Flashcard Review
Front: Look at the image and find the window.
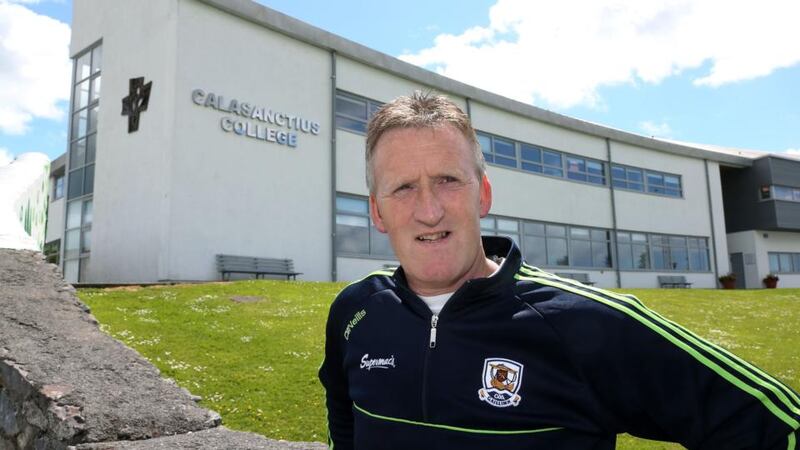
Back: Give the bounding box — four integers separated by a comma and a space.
611, 166, 644, 191
335, 194, 394, 258
616, 232, 650, 269
612, 164, 681, 197
481, 216, 521, 245
566, 157, 605, 185
64, 43, 101, 283
335, 91, 382, 134
488, 216, 609, 268
53, 175, 64, 200
569, 227, 612, 268
769, 252, 800, 273
476, 131, 605, 185
478, 134, 517, 168
763, 185, 800, 203
43, 239, 61, 265
650, 235, 708, 271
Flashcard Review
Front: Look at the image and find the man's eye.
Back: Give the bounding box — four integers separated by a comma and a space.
441, 176, 458, 184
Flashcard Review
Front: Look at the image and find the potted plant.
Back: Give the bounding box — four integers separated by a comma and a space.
763, 273, 779, 289
718, 273, 737, 289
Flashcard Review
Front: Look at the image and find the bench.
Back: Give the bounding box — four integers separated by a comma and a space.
658, 275, 692, 288
555, 272, 596, 286
216, 254, 302, 281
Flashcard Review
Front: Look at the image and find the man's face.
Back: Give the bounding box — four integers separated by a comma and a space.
369, 125, 492, 295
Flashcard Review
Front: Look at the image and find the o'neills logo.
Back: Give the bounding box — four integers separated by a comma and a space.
360, 354, 396, 371
191, 89, 321, 148
344, 309, 366, 340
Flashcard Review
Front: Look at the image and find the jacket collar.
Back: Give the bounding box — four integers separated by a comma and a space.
392, 236, 522, 316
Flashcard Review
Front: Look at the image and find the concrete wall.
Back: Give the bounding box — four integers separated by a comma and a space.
337, 256, 398, 282
165, 0, 333, 281
72, 0, 179, 282
44, 197, 64, 245
727, 230, 800, 288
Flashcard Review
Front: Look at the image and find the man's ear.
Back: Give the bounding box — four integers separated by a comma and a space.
479, 174, 492, 218
369, 195, 387, 233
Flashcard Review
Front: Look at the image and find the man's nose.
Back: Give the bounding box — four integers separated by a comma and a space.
413, 186, 444, 226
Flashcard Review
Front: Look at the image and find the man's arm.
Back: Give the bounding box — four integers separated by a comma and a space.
543, 290, 800, 449
318, 299, 354, 450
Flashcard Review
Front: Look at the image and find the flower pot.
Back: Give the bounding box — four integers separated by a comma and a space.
763, 278, 778, 289
720, 279, 736, 289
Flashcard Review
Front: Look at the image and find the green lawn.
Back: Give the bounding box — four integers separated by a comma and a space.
79, 283, 800, 449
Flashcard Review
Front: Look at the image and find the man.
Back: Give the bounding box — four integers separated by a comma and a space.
318, 92, 800, 449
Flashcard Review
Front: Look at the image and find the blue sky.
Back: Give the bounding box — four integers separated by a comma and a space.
1, 0, 798, 164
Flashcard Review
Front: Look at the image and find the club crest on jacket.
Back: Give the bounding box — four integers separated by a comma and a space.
478, 358, 523, 407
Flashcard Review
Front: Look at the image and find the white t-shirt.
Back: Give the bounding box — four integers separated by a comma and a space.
419, 258, 505, 315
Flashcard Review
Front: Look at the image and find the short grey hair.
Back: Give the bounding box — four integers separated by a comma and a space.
365, 91, 485, 193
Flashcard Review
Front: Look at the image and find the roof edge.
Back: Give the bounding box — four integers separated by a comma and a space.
195, 0, 752, 167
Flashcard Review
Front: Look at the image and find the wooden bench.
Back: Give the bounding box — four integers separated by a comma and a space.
216, 254, 302, 281
658, 275, 692, 288
555, 272, 596, 286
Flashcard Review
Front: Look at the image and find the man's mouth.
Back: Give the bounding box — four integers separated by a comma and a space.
416, 231, 450, 242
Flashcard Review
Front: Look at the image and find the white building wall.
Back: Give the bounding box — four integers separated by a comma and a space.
69, 0, 743, 286
706, 160, 730, 276
470, 101, 607, 161
45, 197, 64, 244
611, 141, 713, 237
72, 0, 179, 282
336, 57, 467, 111
165, 0, 333, 281
337, 256, 398, 282
727, 230, 800, 288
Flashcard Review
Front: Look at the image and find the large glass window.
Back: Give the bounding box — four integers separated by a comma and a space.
569, 227, 611, 268
763, 185, 800, 203
335, 194, 394, 258
489, 213, 708, 272
43, 239, 61, 265
612, 164, 681, 197
53, 175, 64, 200
476, 131, 604, 185
481, 216, 521, 246
769, 252, 800, 273
650, 234, 708, 271
64, 43, 101, 283
489, 216, 610, 268
335, 91, 382, 134
616, 232, 650, 269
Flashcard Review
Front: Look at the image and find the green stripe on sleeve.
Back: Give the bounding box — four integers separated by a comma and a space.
515, 272, 800, 429
789, 430, 796, 450
518, 267, 800, 412
353, 403, 563, 435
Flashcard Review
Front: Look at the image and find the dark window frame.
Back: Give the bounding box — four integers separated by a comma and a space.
334, 90, 383, 135
334, 193, 395, 259
476, 130, 606, 186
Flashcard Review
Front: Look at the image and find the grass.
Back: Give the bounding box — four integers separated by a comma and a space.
79, 283, 800, 449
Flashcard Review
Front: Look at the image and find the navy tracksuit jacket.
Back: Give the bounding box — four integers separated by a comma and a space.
319, 236, 800, 449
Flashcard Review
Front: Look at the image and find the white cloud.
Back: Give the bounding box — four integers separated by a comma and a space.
784, 148, 800, 156
399, 0, 800, 108
0, 147, 14, 166
639, 120, 673, 137
0, 2, 71, 134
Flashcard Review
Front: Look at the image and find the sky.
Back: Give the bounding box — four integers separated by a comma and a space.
1, 0, 799, 166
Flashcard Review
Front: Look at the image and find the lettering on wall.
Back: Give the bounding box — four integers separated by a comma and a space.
191, 89, 320, 148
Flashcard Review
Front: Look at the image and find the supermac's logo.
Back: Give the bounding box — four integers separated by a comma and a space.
478, 358, 524, 408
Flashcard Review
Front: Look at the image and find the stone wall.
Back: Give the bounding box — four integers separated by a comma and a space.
0, 249, 325, 450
